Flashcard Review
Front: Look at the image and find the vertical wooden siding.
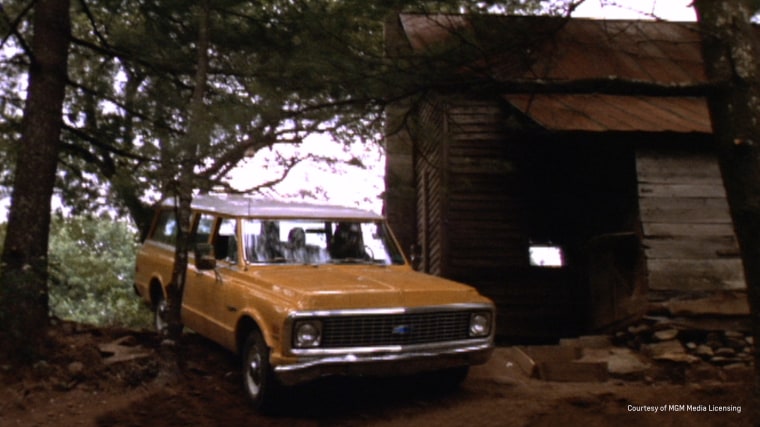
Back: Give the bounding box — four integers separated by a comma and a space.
636, 147, 745, 294
384, 103, 418, 259
432, 99, 583, 339
415, 100, 446, 275
444, 101, 530, 275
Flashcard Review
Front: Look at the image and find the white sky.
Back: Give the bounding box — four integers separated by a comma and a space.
572, 0, 696, 21
227, 135, 386, 213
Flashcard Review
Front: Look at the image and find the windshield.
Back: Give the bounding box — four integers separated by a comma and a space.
240, 219, 406, 265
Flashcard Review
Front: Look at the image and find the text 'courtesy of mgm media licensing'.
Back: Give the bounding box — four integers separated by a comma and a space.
627, 404, 742, 414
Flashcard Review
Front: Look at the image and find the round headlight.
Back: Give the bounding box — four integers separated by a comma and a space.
294, 320, 322, 348
469, 313, 491, 337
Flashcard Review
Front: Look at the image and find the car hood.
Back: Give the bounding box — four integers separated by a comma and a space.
247, 265, 488, 310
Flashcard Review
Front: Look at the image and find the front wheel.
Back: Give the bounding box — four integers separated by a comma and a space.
241, 330, 281, 413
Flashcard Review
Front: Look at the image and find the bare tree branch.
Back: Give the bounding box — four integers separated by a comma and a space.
0, 1, 34, 56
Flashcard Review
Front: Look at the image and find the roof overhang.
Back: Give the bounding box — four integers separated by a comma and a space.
504, 93, 712, 133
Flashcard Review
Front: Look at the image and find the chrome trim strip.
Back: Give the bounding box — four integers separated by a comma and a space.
289, 337, 491, 356
288, 303, 493, 319
273, 341, 493, 386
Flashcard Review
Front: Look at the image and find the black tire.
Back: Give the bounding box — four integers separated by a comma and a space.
153, 293, 169, 337
241, 330, 281, 413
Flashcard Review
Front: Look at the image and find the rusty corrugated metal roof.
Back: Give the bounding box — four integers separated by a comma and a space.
504, 94, 712, 133
522, 19, 705, 84
400, 14, 705, 84
398, 14, 711, 133
401, 14, 471, 51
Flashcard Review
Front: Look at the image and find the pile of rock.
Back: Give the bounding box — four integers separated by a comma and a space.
614, 318, 754, 367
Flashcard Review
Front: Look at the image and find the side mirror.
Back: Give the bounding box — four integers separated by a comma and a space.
195, 243, 216, 270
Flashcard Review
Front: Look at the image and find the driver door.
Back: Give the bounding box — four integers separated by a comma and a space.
182, 214, 216, 334
182, 216, 239, 341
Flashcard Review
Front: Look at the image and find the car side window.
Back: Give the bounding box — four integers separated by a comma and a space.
213, 217, 239, 264
152, 210, 177, 246
195, 214, 214, 245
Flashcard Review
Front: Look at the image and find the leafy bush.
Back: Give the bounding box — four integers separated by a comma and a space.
46, 215, 151, 328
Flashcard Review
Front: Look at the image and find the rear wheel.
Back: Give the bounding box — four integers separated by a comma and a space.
241, 330, 281, 413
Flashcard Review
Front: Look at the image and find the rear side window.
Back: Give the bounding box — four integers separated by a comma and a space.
151, 210, 177, 246
195, 214, 214, 244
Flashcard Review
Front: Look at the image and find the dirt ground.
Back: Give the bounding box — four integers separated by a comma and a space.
0, 322, 754, 427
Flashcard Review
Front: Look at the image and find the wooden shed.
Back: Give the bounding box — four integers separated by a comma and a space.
384, 15, 747, 340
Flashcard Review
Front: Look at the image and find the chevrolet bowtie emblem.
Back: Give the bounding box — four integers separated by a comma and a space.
392, 324, 412, 335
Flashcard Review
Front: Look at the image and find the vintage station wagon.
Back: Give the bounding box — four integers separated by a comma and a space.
133, 193, 494, 411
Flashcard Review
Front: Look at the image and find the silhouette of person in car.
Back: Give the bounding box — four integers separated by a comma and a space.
329, 222, 366, 259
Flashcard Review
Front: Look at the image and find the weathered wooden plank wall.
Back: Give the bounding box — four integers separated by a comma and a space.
435, 99, 583, 339
384, 102, 417, 260
445, 101, 529, 274
636, 148, 745, 294
415, 100, 446, 275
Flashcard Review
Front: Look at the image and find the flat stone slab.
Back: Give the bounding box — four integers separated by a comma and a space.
644, 340, 700, 363
579, 348, 650, 376
469, 347, 533, 383
559, 335, 613, 349
665, 294, 749, 316
653, 329, 679, 341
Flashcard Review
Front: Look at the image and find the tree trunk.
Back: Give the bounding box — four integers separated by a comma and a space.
157, 0, 211, 380
0, 0, 71, 361
166, 0, 210, 342
694, 0, 760, 423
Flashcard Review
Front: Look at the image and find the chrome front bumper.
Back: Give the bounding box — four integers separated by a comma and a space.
272, 341, 493, 386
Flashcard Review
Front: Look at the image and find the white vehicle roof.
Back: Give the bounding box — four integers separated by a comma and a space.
160, 193, 384, 221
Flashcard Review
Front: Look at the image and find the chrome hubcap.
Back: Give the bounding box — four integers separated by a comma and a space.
247, 353, 262, 395
155, 300, 168, 333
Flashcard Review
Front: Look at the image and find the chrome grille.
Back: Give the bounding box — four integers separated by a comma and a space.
318, 311, 472, 348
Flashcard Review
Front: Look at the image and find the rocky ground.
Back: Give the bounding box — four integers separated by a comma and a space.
0, 320, 754, 427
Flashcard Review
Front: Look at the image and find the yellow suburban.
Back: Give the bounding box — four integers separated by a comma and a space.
134, 193, 494, 411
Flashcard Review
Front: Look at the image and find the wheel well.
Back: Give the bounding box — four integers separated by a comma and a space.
149, 279, 164, 307
236, 316, 261, 354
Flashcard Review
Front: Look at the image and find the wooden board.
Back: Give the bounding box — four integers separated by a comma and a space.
647, 259, 745, 291
638, 197, 732, 224
638, 183, 727, 198
636, 148, 744, 293
636, 152, 721, 184
643, 237, 739, 259
641, 222, 735, 238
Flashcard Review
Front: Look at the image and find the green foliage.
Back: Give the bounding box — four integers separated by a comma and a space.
45, 215, 151, 329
